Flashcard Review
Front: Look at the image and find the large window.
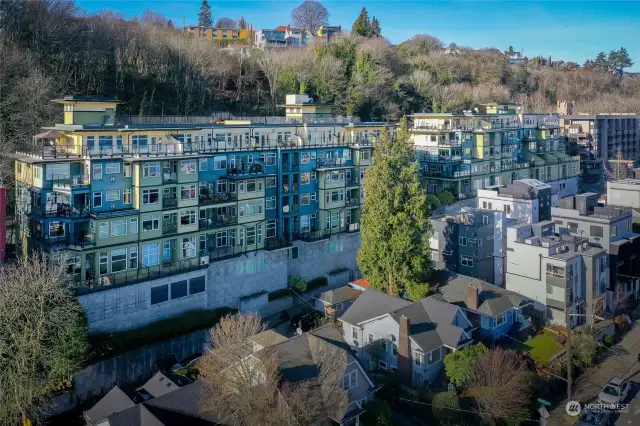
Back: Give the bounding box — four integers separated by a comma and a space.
300, 172, 310, 185
213, 156, 227, 170
129, 218, 138, 234
142, 189, 159, 205
427, 348, 441, 365
142, 215, 160, 231
301, 215, 310, 231
266, 196, 276, 209
123, 189, 131, 204
216, 230, 228, 247
105, 163, 120, 175
93, 192, 102, 208
180, 209, 197, 226
181, 236, 196, 259
49, 222, 64, 237
181, 184, 197, 200
461, 255, 473, 267
266, 219, 277, 238
590, 225, 604, 238
93, 164, 103, 180
111, 249, 127, 272
142, 243, 159, 266
325, 190, 344, 204
266, 176, 276, 188
129, 247, 138, 269
246, 226, 256, 246
546, 264, 565, 278
260, 153, 276, 165
106, 190, 120, 202
414, 351, 423, 367
143, 162, 160, 178
239, 201, 263, 217
99, 222, 109, 238
199, 158, 208, 171
111, 219, 127, 236
301, 193, 310, 205
245, 179, 262, 192
180, 160, 196, 175
567, 222, 579, 233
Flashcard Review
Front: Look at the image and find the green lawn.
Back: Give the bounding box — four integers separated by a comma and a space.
506, 330, 563, 366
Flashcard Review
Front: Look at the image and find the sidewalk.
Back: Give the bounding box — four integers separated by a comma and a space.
547, 324, 640, 425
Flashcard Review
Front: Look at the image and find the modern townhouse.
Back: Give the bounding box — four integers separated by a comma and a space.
411, 102, 580, 200
11, 95, 390, 332
552, 193, 640, 306
433, 274, 533, 343
477, 178, 552, 224
340, 290, 475, 387
505, 221, 609, 327
429, 207, 506, 286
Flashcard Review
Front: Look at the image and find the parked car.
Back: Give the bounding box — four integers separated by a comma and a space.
576, 409, 612, 426
598, 377, 630, 405
171, 352, 202, 372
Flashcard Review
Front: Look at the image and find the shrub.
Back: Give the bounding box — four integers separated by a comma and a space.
268, 288, 291, 301
426, 193, 442, 209
307, 276, 328, 291
602, 335, 614, 348
437, 190, 456, 205
432, 392, 462, 425
360, 400, 392, 426
288, 275, 307, 293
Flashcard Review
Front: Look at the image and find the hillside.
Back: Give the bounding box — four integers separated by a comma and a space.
1, 0, 640, 155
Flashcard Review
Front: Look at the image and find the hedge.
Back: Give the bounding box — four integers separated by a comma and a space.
268, 288, 292, 301
307, 276, 328, 291
88, 307, 235, 362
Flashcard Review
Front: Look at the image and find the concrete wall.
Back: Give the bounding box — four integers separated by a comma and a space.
608, 182, 640, 209
80, 233, 361, 332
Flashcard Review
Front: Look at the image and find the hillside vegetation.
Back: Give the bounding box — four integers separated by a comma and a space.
1, 0, 640, 153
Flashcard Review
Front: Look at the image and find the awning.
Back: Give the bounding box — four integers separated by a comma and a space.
34, 130, 65, 139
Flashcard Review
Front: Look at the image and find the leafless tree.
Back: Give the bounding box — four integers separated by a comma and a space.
467, 348, 532, 422
216, 17, 237, 29
0, 253, 87, 425
257, 49, 296, 114
291, 0, 329, 34
198, 313, 348, 426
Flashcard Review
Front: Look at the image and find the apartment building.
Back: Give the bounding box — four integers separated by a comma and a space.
505, 221, 609, 326
184, 26, 251, 42
607, 180, 640, 211
429, 208, 506, 286
551, 194, 640, 306
11, 95, 389, 332
558, 101, 640, 163
477, 178, 552, 224
254, 26, 312, 49
411, 104, 581, 200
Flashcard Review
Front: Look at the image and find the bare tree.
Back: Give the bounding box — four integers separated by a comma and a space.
291, 0, 329, 34
257, 49, 296, 114
198, 313, 348, 426
0, 253, 87, 425
216, 17, 237, 29
467, 348, 532, 422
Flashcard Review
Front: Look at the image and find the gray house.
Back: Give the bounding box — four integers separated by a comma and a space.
314, 285, 364, 317
339, 290, 474, 387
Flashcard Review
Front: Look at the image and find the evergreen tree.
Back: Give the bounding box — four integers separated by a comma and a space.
594, 51, 609, 72
198, 0, 213, 27
505, 45, 515, 55
358, 118, 433, 297
352, 7, 371, 37
238, 16, 247, 29
370, 16, 381, 38
608, 47, 633, 75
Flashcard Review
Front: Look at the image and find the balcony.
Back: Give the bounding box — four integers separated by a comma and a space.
292, 203, 299, 213
199, 191, 237, 205
163, 197, 178, 209
316, 158, 347, 168
345, 197, 360, 206
199, 215, 237, 230
163, 172, 178, 184
227, 162, 266, 176
162, 224, 177, 235
264, 236, 292, 251
282, 163, 300, 172
282, 183, 299, 193
345, 177, 360, 186
294, 230, 331, 242
52, 175, 90, 192
31, 203, 91, 218
347, 222, 360, 233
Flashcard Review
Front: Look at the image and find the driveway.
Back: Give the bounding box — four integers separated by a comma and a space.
547, 324, 640, 425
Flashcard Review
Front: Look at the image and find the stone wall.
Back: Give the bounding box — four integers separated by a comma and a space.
79, 233, 361, 332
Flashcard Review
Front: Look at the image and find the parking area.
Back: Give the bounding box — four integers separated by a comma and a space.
613, 381, 640, 425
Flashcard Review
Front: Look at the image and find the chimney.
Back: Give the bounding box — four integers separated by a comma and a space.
467, 281, 479, 311
397, 315, 412, 385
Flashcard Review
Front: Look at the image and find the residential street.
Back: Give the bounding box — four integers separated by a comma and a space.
547, 325, 640, 425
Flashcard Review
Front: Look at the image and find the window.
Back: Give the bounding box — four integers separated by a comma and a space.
300, 215, 310, 232
122, 189, 131, 204
181, 236, 196, 259
380, 338, 387, 352
245, 179, 262, 192
105, 163, 120, 175
214, 156, 227, 170
504, 204, 511, 214
378, 361, 388, 370
142, 162, 160, 178
368, 333, 374, 344
99, 252, 108, 275
93, 164, 103, 180
142, 215, 160, 231
325, 189, 344, 204
111, 219, 127, 236
260, 153, 276, 166
311, 171, 316, 180
257, 226, 263, 245
414, 351, 423, 367
301, 193, 310, 205
482, 215, 489, 225
266, 219, 276, 238
171, 280, 188, 299
496, 313, 506, 326
142, 189, 159, 205
129, 217, 138, 234
301, 172, 310, 185
93, 192, 102, 208
301, 153, 310, 164
266, 177, 276, 188
180, 160, 196, 175
427, 348, 441, 364
99, 222, 109, 238
123, 163, 131, 178
342, 371, 357, 390
106, 190, 120, 202
129, 247, 138, 269
150, 284, 168, 305
311, 192, 317, 201
459, 236, 467, 246
568, 222, 578, 233
392, 343, 398, 357
266, 197, 276, 209
181, 184, 197, 200
216, 230, 228, 247
180, 209, 197, 226
352, 326, 358, 339
111, 249, 127, 273
48, 221, 64, 237
199, 158, 208, 171
461, 255, 473, 267
246, 226, 256, 246
610, 225, 617, 238
239, 201, 262, 217
590, 225, 603, 238
546, 264, 565, 278
190, 276, 206, 294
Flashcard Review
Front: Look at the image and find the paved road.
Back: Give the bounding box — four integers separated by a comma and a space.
547, 325, 640, 425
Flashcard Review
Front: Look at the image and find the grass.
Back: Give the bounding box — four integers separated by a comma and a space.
506, 330, 563, 366
87, 307, 235, 363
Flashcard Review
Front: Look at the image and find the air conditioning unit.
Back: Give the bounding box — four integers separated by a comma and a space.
562, 245, 568, 252
200, 256, 210, 266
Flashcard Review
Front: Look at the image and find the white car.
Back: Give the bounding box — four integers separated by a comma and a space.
597, 377, 630, 406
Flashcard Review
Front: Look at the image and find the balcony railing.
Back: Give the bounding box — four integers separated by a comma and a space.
162, 224, 177, 235
294, 230, 331, 242
30, 204, 91, 218
227, 162, 265, 176
163, 172, 178, 184
282, 163, 300, 172
264, 236, 292, 250
345, 177, 360, 186
52, 174, 90, 190
316, 158, 347, 168
199, 215, 237, 230
345, 197, 360, 206
282, 183, 299, 193
163, 197, 178, 209
199, 191, 237, 204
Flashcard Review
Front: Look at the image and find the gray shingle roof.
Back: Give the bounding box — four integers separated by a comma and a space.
434, 275, 529, 317
140, 372, 191, 398
84, 385, 136, 424
317, 286, 363, 305
339, 289, 412, 325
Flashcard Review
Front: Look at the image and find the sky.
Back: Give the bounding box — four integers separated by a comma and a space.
76, 0, 640, 71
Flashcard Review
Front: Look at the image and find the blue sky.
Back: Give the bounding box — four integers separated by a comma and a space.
77, 0, 640, 71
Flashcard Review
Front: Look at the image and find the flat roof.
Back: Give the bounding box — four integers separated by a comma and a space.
54, 96, 122, 103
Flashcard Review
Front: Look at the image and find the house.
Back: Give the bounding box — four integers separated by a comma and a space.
248, 328, 288, 352
340, 290, 475, 387
314, 285, 363, 317
477, 178, 553, 224
432, 275, 533, 342
84, 371, 194, 425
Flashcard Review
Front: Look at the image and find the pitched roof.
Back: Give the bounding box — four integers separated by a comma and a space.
274, 25, 288, 31
434, 275, 529, 317
349, 278, 370, 289
139, 371, 191, 398
84, 385, 137, 424
339, 289, 412, 325
248, 329, 288, 350
316, 286, 363, 305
